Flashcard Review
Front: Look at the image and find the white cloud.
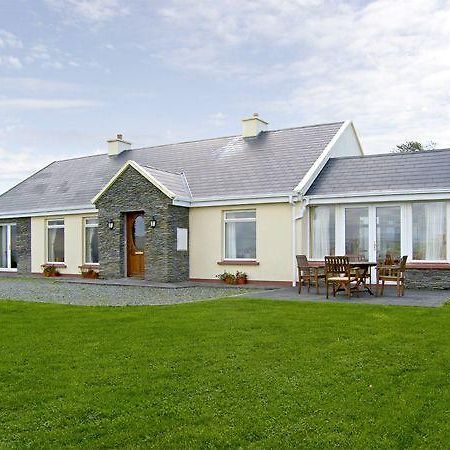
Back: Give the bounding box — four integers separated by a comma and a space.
0, 55, 23, 69
152, 0, 450, 152
0, 30, 23, 49
45, 0, 129, 23
0, 98, 103, 110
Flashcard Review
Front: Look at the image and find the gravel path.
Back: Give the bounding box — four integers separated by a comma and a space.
0, 278, 250, 306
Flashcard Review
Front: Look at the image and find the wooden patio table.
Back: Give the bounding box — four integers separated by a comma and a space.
314, 261, 377, 296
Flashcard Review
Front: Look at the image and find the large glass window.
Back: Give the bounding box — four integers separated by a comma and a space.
412, 202, 446, 260
345, 207, 369, 261
84, 218, 99, 264
0, 225, 7, 269
47, 219, 65, 263
0, 224, 17, 270
224, 210, 256, 259
10, 225, 17, 269
310, 206, 335, 259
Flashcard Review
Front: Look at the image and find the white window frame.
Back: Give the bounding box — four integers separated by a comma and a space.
46, 219, 65, 264
0, 223, 17, 272
83, 217, 99, 265
307, 200, 450, 264
410, 201, 448, 263
223, 210, 257, 261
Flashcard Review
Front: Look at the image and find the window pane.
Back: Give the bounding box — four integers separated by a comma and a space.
226, 211, 256, 220
412, 202, 446, 260
85, 226, 99, 264
345, 207, 369, 261
48, 220, 64, 227
376, 206, 401, 261
48, 227, 65, 262
10, 225, 17, 269
85, 218, 98, 226
225, 221, 256, 259
310, 206, 335, 259
0, 226, 7, 268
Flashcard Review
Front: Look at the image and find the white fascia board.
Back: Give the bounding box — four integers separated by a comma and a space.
293, 120, 353, 195
306, 189, 450, 205
0, 207, 98, 220
174, 192, 298, 208
91, 160, 177, 204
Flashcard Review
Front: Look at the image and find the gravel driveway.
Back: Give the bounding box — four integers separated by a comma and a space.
0, 277, 250, 306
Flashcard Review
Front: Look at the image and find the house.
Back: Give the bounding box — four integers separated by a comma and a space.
1, 114, 449, 288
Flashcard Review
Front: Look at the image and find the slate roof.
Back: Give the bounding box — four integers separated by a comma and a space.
0, 122, 343, 215
140, 165, 191, 198
306, 148, 450, 196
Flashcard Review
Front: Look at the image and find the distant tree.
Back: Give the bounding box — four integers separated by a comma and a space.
392, 140, 436, 153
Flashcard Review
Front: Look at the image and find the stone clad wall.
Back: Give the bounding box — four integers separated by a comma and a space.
406, 269, 450, 289
0, 217, 31, 274
94, 166, 189, 282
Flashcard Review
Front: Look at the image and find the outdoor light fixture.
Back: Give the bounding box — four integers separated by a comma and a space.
108, 219, 115, 230
150, 216, 157, 229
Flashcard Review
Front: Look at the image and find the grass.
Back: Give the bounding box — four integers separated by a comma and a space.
0, 299, 449, 448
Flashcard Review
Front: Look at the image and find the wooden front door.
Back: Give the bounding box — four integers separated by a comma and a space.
127, 212, 145, 277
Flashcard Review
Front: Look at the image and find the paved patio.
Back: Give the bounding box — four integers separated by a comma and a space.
241, 286, 450, 307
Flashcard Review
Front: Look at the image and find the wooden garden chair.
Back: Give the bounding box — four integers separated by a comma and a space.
296, 255, 325, 294
376, 255, 408, 297
325, 256, 358, 299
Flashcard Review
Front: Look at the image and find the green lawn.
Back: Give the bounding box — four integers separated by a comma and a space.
1, 299, 449, 448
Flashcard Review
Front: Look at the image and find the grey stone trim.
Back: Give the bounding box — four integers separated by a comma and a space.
94, 166, 189, 282
406, 269, 450, 290
0, 217, 31, 274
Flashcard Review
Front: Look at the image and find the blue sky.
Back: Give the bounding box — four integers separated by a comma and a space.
1, 0, 450, 194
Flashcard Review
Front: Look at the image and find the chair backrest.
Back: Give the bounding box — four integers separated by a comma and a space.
296, 255, 309, 269
399, 255, 408, 270
325, 256, 350, 277
346, 254, 359, 262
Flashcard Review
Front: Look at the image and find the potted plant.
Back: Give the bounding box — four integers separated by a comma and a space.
235, 271, 248, 285
41, 264, 60, 277
216, 271, 236, 285
80, 268, 99, 279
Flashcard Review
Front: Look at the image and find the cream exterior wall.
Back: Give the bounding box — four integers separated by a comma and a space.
189, 203, 294, 282
31, 213, 97, 275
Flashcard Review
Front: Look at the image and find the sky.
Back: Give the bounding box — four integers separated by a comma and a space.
1, 0, 450, 194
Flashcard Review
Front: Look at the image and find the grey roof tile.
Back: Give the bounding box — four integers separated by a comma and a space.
307, 149, 450, 196
0, 122, 343, 214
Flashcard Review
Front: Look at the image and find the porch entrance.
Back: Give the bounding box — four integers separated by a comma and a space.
344, 205, 401, 279
126, 212, 145, 278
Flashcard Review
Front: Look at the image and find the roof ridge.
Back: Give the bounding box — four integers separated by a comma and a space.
32, 121, 346, 166
330, 147, 450, 161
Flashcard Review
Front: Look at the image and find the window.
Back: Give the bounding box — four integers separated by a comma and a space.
224, 210, 256, 260
47, 219, 65, 263
177, 228, 188, 251
84, 218, 99, 264
412, 202, 446, 260
0, 224, 17, 271
310, 206, 335, 259
345, 207, 369, 261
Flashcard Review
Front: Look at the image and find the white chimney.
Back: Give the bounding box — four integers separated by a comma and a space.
107, 133, 131, 156
242, 113, 268, 138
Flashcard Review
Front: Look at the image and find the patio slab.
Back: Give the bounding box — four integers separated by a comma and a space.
241, 286, 450, 307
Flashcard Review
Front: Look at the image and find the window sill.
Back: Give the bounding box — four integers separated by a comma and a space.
43, 263, 67, 268
217, 260, 259, 266
0, 268, 18, 272
79, 264, 100, 269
